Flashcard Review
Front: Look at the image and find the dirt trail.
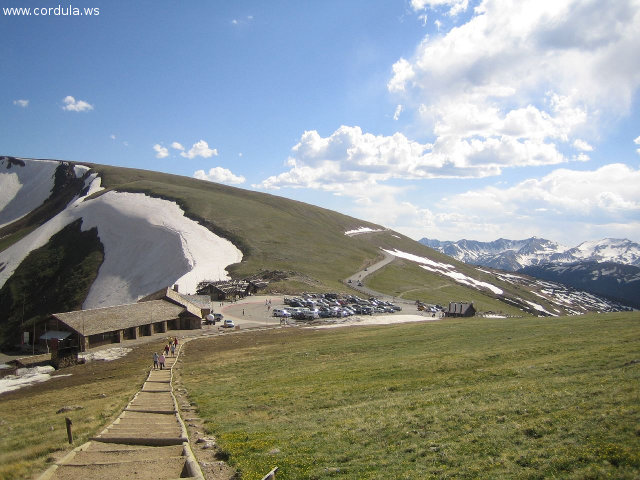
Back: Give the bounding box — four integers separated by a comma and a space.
37, 351, 204, 480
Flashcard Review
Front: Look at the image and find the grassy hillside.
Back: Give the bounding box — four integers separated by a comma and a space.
180, 312, 640, 479
0, 340, 163, 480
2, 160, 596, 328
90, 163, 384, 290
88, 163, 554, 314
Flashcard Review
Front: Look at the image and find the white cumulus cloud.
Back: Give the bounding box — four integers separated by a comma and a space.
410, 0, 469, 16
393, 104, 403, 121
255, 121, 587, 194
180, 140, 218, 159
13, 99, 29, 108
194, 167, 245, 185
62, 95, 93, 112
387, 58, 415, 93
573, 139, 593, 151
389, 0, 640, 173
153, 144, 169, 159
171, 142, 185, 151
433, 163, 640, 241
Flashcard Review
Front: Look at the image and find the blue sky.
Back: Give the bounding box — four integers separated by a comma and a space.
2, 0, 639, 245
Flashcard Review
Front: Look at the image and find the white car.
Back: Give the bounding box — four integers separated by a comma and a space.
222, 319, 235, 328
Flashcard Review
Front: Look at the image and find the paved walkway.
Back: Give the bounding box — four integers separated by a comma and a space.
37, 349, 203, 480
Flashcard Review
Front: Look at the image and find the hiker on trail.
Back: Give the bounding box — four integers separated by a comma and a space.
153, 352, 159, 370
159, 353, 166, 370
164, 344, 170, 356
170, 343, 175, 356
174, 337, 179, 347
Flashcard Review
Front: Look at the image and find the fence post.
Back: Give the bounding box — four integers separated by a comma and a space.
65, 417, 73, 444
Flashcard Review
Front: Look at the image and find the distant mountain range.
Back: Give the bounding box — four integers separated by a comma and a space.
420, 237, 640, 271
520, 262, 640, 308
420, 237, 640, 308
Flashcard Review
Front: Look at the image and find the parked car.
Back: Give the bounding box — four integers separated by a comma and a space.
222, 319, 235, 328
272, 308, 291, 318
204, 313, 224, 325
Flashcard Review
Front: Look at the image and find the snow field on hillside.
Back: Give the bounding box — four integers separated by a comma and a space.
383, 248, 504, 295
0, 172, 243, 309
0, 158, 59, 227
0, 366, 71, 395
345, 227, 385, 236
0, 346, 131, 395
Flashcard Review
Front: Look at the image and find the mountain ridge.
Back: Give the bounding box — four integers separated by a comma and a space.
420, 236, 640, 308
420, 236, 640, 270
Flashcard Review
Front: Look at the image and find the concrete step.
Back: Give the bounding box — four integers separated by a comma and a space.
118, 411, 178, 420
47, 456, 187, 479
99, 426, 183, 436
85, 443, 183, 455
142, 384, 172, 392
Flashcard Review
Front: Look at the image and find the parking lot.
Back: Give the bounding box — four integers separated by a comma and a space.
211, 293, 441, 331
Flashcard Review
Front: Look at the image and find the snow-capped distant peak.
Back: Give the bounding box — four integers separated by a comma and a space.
420, 236, 640, 270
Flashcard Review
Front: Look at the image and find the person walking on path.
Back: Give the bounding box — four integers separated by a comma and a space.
159, 353, 166, 370
164, 344, 170, 356
170, 343, 175, 356
153, 352, 159, 370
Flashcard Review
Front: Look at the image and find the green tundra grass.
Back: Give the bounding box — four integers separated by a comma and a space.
180, 312, 640, 479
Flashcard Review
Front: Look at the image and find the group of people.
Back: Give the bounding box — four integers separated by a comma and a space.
152, 337, 180, 370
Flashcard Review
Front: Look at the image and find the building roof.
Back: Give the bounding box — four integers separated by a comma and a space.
165, 288, 210, 317
52, 300, 193, 337
446, 302, 475, 314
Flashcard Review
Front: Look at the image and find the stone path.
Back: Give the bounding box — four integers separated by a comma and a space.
37, 351, 204, 480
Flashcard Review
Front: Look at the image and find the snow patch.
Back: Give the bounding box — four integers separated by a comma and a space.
0, 175, 243, 308
0, 365, 71, 395
0, 158, 59, 227
82, 173, 103, 197
523, 299, 557, 316
345, 227, 385, 236
383, 248, 455, 270
73, 164, 90, 178
79, 346, 131, 362
384, 248, 503, 295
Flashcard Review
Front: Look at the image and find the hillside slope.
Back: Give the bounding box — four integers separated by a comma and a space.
0, 157, 630, 346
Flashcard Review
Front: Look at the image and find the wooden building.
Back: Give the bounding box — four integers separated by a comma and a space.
196, 278, 268, 301
444, 302, 476, 318
49, 298, 201, 351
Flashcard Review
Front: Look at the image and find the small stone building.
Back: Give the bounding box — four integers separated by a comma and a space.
444, 302, 476, 318
49, 297, 201, 351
